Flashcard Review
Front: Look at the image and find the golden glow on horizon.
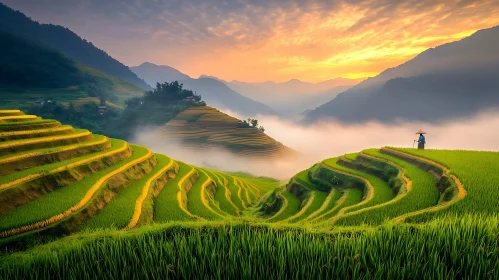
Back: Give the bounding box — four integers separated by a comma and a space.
146, 1, 499, 83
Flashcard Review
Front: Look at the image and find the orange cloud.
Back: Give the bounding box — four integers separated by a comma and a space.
163, 0, 499, 83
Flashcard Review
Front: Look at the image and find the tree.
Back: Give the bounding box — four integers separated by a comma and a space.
251, 119, 259, 128
258, 126, 265, 132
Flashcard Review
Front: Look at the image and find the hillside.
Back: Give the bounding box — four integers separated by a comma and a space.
306, 25, 499, 123
1, 110, 498, 278
0, 3, 150, 90
0, 31, 145, 110
131, 63, 276, 116
150, 106, 296, 159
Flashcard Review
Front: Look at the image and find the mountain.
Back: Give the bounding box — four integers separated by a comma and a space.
306, 25, 499, 123
131, 62, 191, 86
0, 3, 150, 90
227, 78, 362, 115
130, 63, 276, 117
0, 31, 145, 110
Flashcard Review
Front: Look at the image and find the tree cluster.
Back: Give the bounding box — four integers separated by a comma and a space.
125, 81, 205, 109
237, 118, 265, 131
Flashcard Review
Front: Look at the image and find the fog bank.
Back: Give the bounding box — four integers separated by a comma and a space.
132, 109, 499, 180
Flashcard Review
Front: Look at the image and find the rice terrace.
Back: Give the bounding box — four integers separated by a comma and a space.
1, 0, 499, 279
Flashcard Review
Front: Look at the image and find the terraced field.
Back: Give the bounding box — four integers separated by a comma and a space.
154, 106, 297, 159
0, 110, 281, 243
1, 109, 499, 278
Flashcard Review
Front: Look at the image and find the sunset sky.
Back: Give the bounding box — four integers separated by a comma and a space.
4, 0, 499, 83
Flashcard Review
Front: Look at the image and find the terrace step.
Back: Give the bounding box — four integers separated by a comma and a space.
153, 161, 199, 222
333, 148, 439, 226
0, 115, 39, 123
0, 135, 111, 176
186, 168, 227, 220
0, 129, 94, 157
205, 170, 239, 216
311, 189, 363, 224
381, 148, 465, 223
0, 110, 24, 117
83, 154, 177, 230
0, 125, 75, 142
216, 173, 246, 211
0, 145, 155, 238
0, 139, 130, 215
322, 156, 395, 224
266, 190, 301, 222
0, 119, 61, 132
302, 189, 341, 222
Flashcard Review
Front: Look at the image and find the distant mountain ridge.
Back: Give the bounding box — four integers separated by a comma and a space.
131, 63, 276, 117
226, 78, 362, 115
133, 63, 363, 116
0, 3, 151, 90
306, 25, 499, 123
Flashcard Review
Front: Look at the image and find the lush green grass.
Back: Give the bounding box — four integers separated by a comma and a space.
294, 168, 316, 189
81, 154, 177, 230
230, 173, 280, 196
0, 137, 123, 186
186, 169, 225, 220
394, 148, 499, 219
0, 119, 60, 131
205, 170, 238, 216
236, 177, 257, 203
344, 153, 358, 161
233, 177, 252, 206
314, 189, 363, 222
153, 161, 196, 222
334, 149, 439, 226
303, 189, 342, 222
0, 144, 148, 232
3, 216, 498, 279
323, 157, 395, 214
0, 125, 74, 141
0, 134, 107, 162
286, 191, 329, 223
267, 190, 301, 222
216, 173, 246, 211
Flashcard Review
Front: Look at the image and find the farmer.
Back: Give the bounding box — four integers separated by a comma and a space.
416, 130, 426, 149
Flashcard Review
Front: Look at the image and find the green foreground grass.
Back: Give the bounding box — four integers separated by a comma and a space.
1, 215, 498, 279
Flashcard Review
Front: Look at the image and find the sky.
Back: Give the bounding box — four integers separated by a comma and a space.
3, 0, 499, 83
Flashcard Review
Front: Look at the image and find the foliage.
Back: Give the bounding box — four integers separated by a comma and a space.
237, 118, 265, 131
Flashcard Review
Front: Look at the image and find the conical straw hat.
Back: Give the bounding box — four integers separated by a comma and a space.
416, 129, 427, 134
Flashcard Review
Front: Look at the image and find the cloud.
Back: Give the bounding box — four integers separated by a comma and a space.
3, 0, 499, 82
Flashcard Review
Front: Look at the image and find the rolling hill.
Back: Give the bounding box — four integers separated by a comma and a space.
0, 3, 150, 90
148, 106, 296, 159
131, 63, 276, 117
1, 109, 498, 278
306, 25, 499, 123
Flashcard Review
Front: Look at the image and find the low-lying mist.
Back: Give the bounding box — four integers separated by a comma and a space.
132, 109, 499, 180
